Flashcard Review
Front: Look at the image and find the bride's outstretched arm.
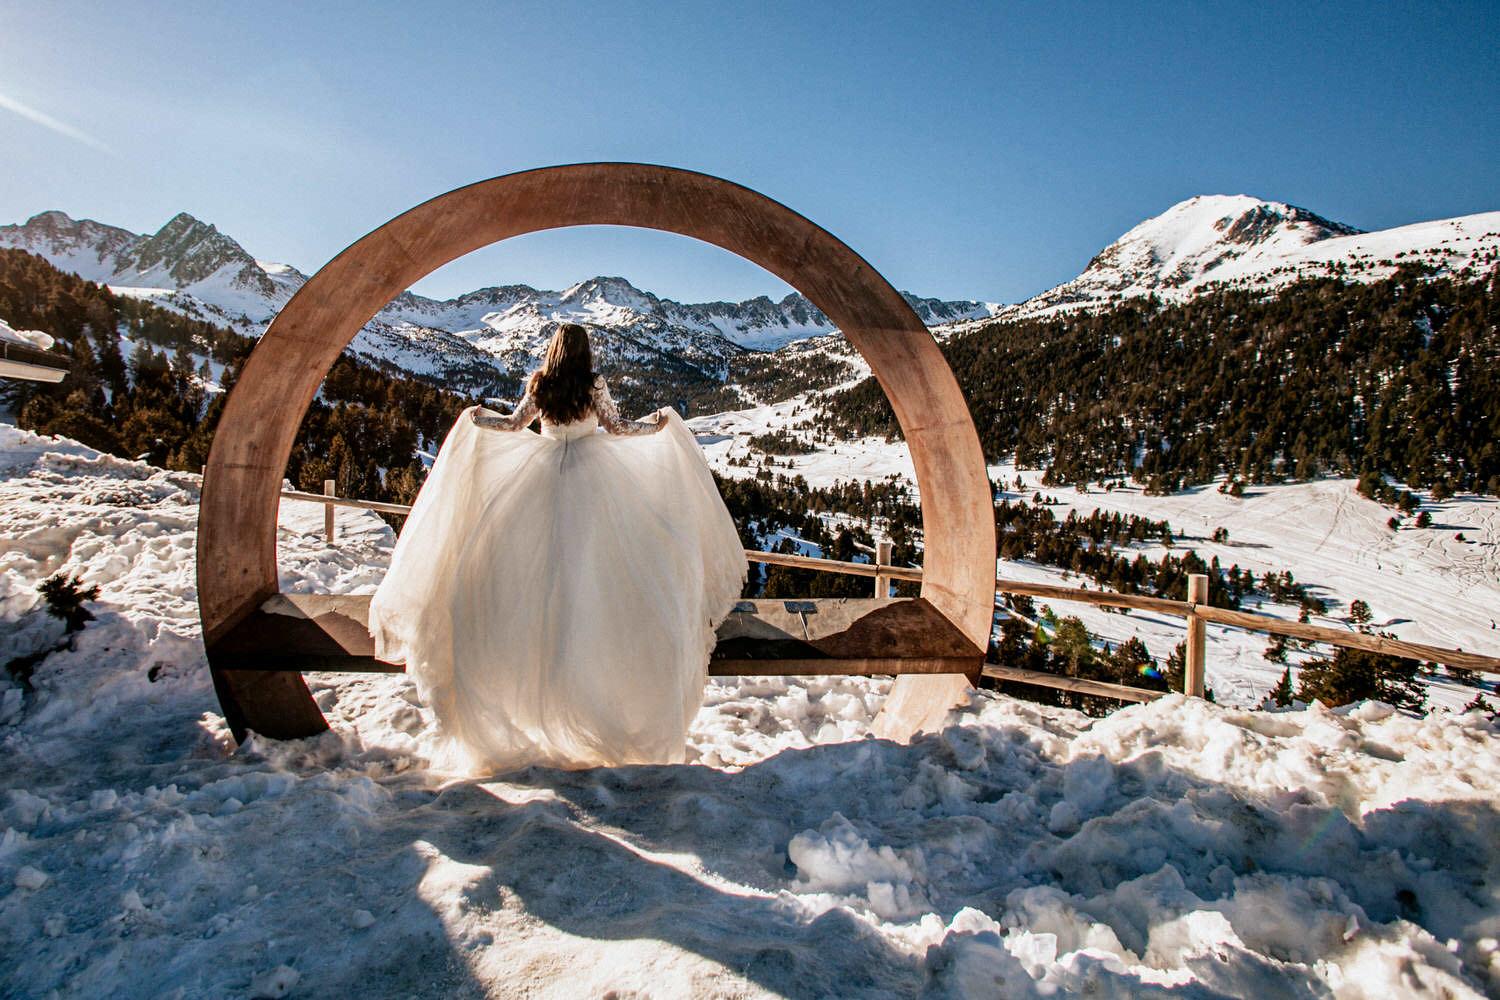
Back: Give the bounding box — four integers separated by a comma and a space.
471, 392, 540, 431
592, 376, 667, 436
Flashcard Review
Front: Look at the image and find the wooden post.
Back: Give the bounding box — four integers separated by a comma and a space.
323, 479, 336, 543
1185, 573, 1208, 697
874, 538, 893, 598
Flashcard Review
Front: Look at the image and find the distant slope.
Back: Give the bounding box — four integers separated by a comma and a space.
0, 210, 999, 394
0, 210, 301, 320
965, 195, 1500, 326
827, 266, 1500, 496
12, 198, 1497, 410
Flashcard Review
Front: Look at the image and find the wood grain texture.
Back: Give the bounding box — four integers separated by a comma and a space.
1184, 574, 1208, 698
1192, 606, 1500, 674
980, 664, 1166, 704
198, 164, 994, 741
208, 594, 982, 679
994, 577, 1189, 615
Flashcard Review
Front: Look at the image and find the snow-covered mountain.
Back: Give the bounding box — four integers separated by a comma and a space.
0, 210, 302, 320
10, 198, 1496, 392
983, 195, 1500, 324
0, 211, 1000, 388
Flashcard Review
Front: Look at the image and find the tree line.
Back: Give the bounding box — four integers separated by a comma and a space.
713, 471, 924, 598
823, 266, 1500, 496
1, 249, 471, 509
995, 500, 1324, 613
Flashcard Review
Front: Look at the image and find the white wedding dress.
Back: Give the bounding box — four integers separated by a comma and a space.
368, 377, 747, 773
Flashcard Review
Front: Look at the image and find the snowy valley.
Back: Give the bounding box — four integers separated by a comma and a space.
3, 190, 1500, 997
691, 388, 1500, 713
3, 423, 1500, 998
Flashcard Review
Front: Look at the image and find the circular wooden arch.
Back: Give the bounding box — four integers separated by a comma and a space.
197, 163, 994, 740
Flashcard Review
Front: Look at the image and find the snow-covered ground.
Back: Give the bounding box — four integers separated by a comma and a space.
5, 421, 1500, 997
689, 399, 1500, 712
980, 473, 1500, 710
0, 319, 55, 352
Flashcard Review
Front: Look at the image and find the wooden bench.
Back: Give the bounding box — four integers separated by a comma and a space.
208, 594, 984, 678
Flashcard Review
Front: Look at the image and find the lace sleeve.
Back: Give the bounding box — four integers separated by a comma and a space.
471, 392, 539, 431
592, 377, 664, 436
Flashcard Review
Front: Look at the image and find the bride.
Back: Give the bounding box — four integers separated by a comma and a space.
368, 323, 748, 772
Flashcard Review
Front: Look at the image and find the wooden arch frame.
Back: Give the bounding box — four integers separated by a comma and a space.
197, 163, 994, 741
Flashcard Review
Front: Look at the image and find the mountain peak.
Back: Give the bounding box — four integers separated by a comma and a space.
25, 209, 80, 228
0, 211, 140, 282
1160, 194, 1361, 245
113, 212, 272, 296
1031, 195, 1366, 310
563, 275, 650, 296
1096, 195, 1361, 267
157, 211, 216, 237
990, 195, 1500, 325
559, 275, 661, 312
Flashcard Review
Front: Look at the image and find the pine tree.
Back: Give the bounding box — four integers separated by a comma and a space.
1294, 647, 1426, 713
1270, 668, 1294, 707
1462, 692, 1496, 717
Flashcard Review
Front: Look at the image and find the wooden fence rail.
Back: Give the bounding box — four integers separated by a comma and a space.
279, 487, 919, 592
279, 487, 418, 517
978, 664, 1166, 703
987, 577, 1500, 676
277, 486, 1500, 703
0, 340, 70, 383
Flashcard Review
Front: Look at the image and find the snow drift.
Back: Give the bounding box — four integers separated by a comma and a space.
3, 421, 1500, 998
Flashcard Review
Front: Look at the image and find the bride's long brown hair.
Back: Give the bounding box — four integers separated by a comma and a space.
528, 323, 596, 424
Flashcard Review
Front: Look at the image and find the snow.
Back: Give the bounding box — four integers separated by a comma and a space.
961, 197, 1500, 327
13, 865, 49, 891
105, 285, 177, 302
690, 394, 1500, 713
4, 419, 1500, 997
981, 474, 1500, 710
0, 318, 55, 351
2, 211, 999, 386
249, 966, 300, 999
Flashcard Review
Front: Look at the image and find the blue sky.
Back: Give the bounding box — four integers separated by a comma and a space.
1, 0, 1495, 304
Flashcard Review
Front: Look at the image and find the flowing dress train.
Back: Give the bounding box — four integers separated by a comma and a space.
368, 380, 747, 772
